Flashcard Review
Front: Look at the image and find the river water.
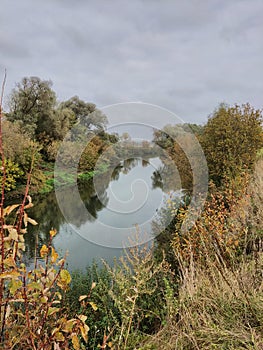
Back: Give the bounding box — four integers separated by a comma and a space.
25, 157, 181, 270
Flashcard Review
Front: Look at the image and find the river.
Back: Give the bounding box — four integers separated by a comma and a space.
25, 157, 181, 270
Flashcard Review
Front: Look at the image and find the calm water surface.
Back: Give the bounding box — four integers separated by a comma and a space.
26, 157, 180, 270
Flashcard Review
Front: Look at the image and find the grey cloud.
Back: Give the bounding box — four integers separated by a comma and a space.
0, 0, 262, 124
0, 37, 29, 59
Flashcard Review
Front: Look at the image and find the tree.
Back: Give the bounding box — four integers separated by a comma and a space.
7, 76, 56, 138
200, 103, 263, 186
181, 123, 204, 136
36, 108, 74, 142
6, 78, 110, 164
59, 96, 108, 136
121, 132, 131, 143
153, 124, 204, 192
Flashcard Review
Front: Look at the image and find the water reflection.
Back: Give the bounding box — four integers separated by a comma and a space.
26, 157, 180, 269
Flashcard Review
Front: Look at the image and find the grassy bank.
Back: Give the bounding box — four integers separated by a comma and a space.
40, 166, 108, 194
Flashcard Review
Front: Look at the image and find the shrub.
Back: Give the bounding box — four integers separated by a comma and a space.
0, 158, 24, 191
200, 103, 263, 186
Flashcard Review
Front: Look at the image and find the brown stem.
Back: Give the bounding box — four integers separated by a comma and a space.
22, 273, 37, 350
0, 70, 7, 339
44, 234, 53, 280
124, 295, 138, 350
13, 154, 34, 261
40, 257, 65, 324
34, 232, 39, 279
0, 71, 7, 267
16, 155, 34, 235
38, 259, 66, 349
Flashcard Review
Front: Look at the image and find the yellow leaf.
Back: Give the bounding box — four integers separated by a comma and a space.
72, 334, 80, 350
55, 291, 62, 300
91, 281, 96, 290
18, 234, 25, 242
80, 324, 89, 343
3, 204, 20, 217
0, 271, 20, 279
60, 269, 71, 284
23, 212, 28, 227
4, 256, 16, 268
62, 319, 75, 333
8, 228, 18, 241
24, 196, 33, 209
27, 217, 38, 226
51, 247, 58, 263
50, 229, 57, 237
47, 307, 60, 316
51, 327, 60, 336
40, 244, 49, 258
9, 279, 22, 294
79, 295, 88, 302
77, 315, 87, 323
27, 282, 42, 291
40, 296, 48, 303
89, 302, 98, 311
17, 242, 25, 251
57, 258, 65, 266
54, 332, 65, 342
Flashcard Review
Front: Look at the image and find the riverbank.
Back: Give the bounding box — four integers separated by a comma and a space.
40, 161, 110, 194
5, 161, 109, 201
39, 169, 95, 194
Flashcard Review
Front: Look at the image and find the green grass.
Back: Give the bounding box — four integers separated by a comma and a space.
40, 163, 109, 194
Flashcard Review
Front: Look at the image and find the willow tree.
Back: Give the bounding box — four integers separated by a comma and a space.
7, 76, 57, 138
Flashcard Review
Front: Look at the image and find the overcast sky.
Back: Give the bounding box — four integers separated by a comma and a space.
0, 0, 262, 124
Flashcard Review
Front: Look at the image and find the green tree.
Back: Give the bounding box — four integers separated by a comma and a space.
59, 96, 108, 137
153, 124, 204, 192
7, 78, 110, 163
121, 132, 131, 143
7, 76, 57, 138
181, 123, 204, 136
36, 108, 76, 160
36, 108, 74, 142
200, 103, 263, 186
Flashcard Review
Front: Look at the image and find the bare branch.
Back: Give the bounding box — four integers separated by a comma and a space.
0, 70, 6, 110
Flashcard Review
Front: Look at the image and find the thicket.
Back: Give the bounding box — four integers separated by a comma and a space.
141, 159, 263, 349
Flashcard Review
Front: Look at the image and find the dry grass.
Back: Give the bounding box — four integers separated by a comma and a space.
143, 253, 263, 350
141, 158, 263, 350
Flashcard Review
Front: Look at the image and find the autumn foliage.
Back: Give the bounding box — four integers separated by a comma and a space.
0, 77, 91, 350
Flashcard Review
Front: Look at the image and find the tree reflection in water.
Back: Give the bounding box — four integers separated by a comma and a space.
25, 156, 178, 267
